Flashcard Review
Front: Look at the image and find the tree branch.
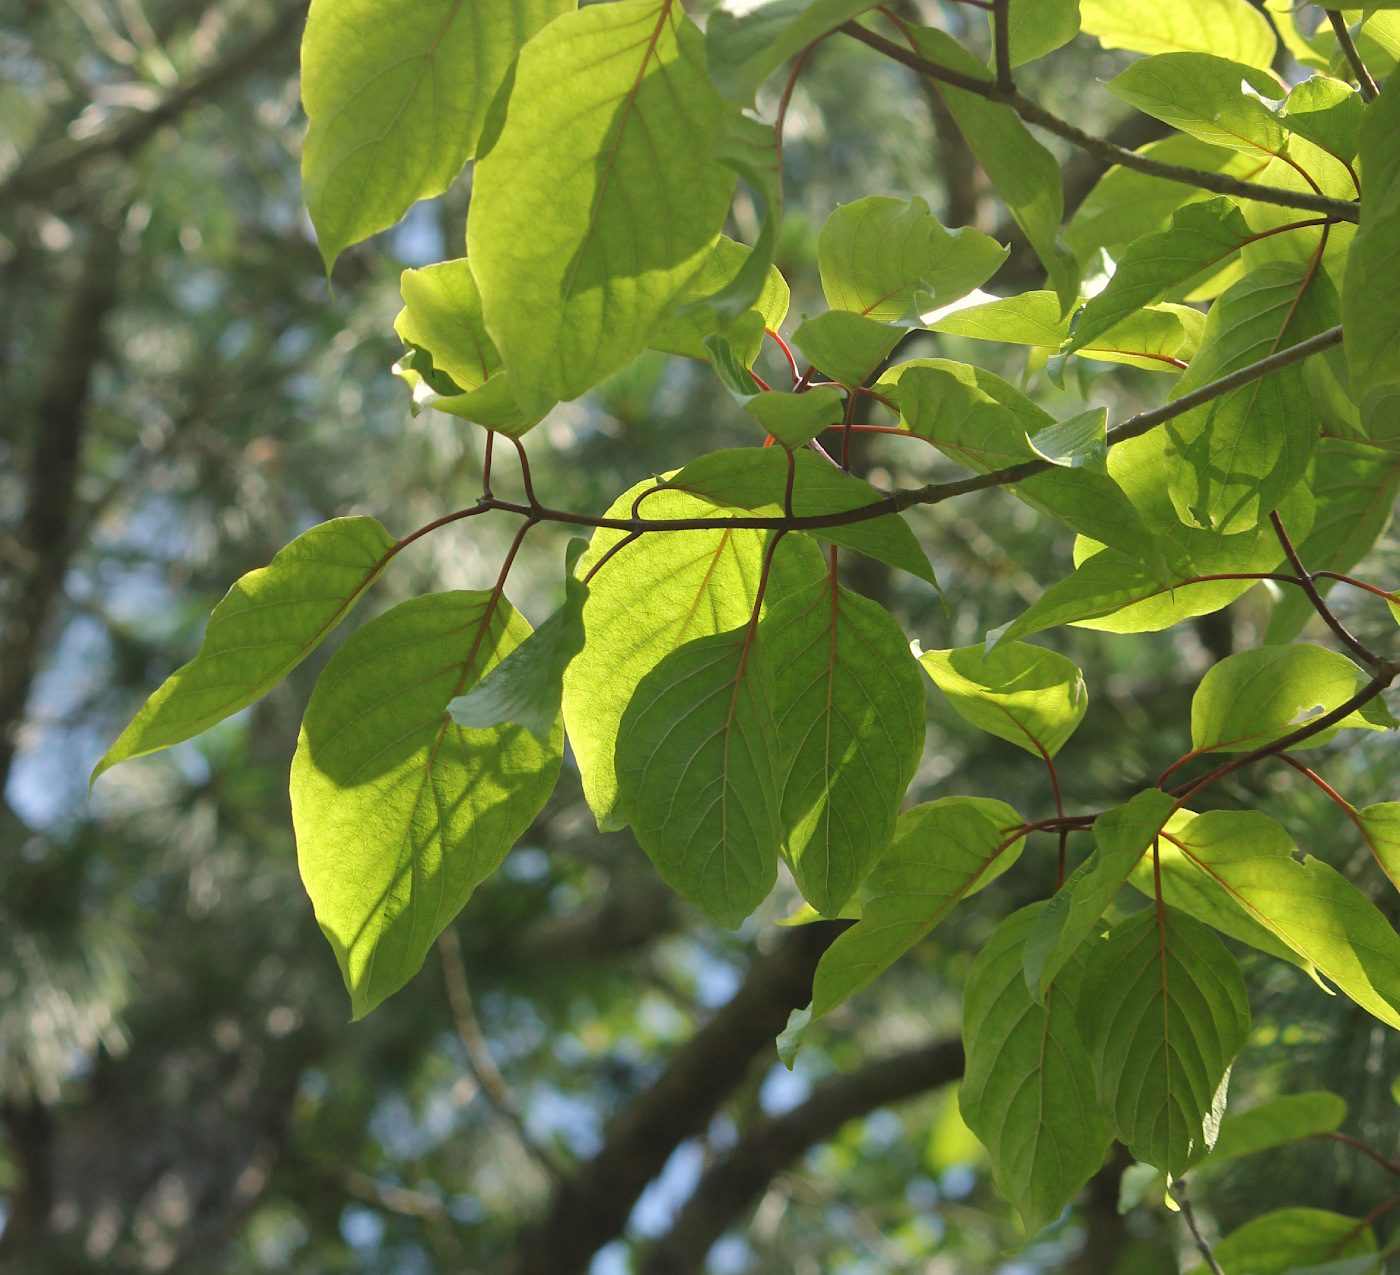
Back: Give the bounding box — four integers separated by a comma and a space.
0, 1, 305, 209
839, 22, 1360, 224
637, 1037, 965, 1275
991, 0, 1013, 96
1327, 11, 1379, 102
508, 922, 847, 1275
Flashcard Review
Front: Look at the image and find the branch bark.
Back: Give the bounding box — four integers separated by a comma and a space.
637, 1037, 965, 1275
508, 922, 847, 1275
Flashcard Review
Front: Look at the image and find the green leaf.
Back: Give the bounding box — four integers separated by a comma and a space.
1193, 1209, 1376, 1275
810, 797, 1026, 1017
818, 196, 1007, 321
651, 236, 789, 366
902, 24, 1079, 314
466, 0, 736, 414
93, 517, 397, 786
1066, 199, 1254, 356
1283, 76, 1364, 163
300, 0, 571, 271
1024, 789, 1177, 1002
918, 640, 1087, 759
615, 624, 781, 929
665, 448, 939, 586
1027, 408, 1108, 471
925, 291, 1204, 371
1066, 134, 1266, 264
704, 332, 765, 399
997, 0, 1079, 67
292, 592, 563, 1018
1165, 260, 1337, 533
743, 388, 846, 448
764, 572, 926, 915
791, 311, 904, 388
1079, 0, 1277, 70
1105, 54, 1288, 163
1344, 69, 1400, 439
1164, 809, 1400, 1029
1124, 810, 1320, 975
1077, 904, 1251, 1178
1198, 1091, 1347, 1169
959, 904, 1113, 1237
1359, 803, 1400, 891
883, 360, 1169, 573
1265, 441, 1400, 643
448, 540, 589, 741
393, 261, 542, 437
562, 480, 824, 829
1191, 644, 1395, 754
704, 0, 880, 106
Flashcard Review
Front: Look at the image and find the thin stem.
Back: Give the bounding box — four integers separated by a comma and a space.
768, 328, 801, 386
512, 436, 540, 510
1317, 1131, 1400, 1179
840, 384, 858, 470
1171, 1180, 1225, 1275
991, 0, 1013, 96
1314, 570, 1400, 602
583, 530, 640, 585
838, 22, 1361, 224
782, 442, 797, 518
794, 364, 817, 393
1329, 1195, 1400, 1261
438, 927, 568, 1182
775, 47, 813, 197
482, 430, 495, 498
1327, 10, 1379, 101
1270, 509, 1386, 671
1281, 755, 1400, 893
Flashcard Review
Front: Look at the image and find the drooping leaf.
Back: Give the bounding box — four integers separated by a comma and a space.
704, 332, 766, 398
394, 261, 541, 436
448, 540, 589, 741
1164, 260, 1338, 533
996, 0, 1079, 67
562, 481, 824, 828
1191, 644, 1395, 754
300, 0, 573, 270
1066, 135, 1267, 264
959, 904, 1113, 1237
917, 640, 1087, 759
704, 0, 880, 106
1165, 809, 1400, 1029
817, 195, 1007, 321
925, 291, 1204, 371
1105, 54, 1288, 163
1077, 904, 1251, 1178
664, 448, 939, 586
1023, 789, 1176, 1002
902, 24, 1079, 314
743, 388, 846, 448
1343, 68, 1400, 442
1265, 440, 1400, 643
1079, 0, 1277, 70
810, 798, 1026, 1017
791, 311, 904, 388
614, 625, 781, 929
1194, 1209, 1376, 1275
93, 517, 397, 785
1066, 199, 1255, 356
763, 570, 926, 916
1197, 1091, 1347, 1170
883, 359, 1169, 573
651, 236, 790, 367
292, 592, 563, 1018
467, 0, 736, 413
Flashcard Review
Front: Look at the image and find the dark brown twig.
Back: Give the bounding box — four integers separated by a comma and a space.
1327, 11, 1379, 101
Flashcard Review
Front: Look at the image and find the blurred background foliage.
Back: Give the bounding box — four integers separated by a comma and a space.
1, 1, 1399, 1272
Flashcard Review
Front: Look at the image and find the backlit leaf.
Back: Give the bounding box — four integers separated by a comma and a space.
1079, 0, 1277, 70
743, 388, 846, 448
791, 310, 904, 388
1197, 1092, 1347, 1169
997, 0, 1079, 67
293, 592, 563, 1017
94, 517, 397, 785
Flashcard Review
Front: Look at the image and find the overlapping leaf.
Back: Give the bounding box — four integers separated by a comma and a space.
292, 592, 563, 1018
467, 0, 735, 413
791, 311, 904, 388
1077, 904, 1250, 1178
562, 480, 824, 828
301, 0, 572, 270
93, 517, 397, 784
810, 798, 1026, 1017
764, 572, 925, 916
1197, 1091, 1347, 1169
1194, 1208, 1377, 1275
1079, 0, 1277, 70
997, 0, 1079, 67
959, 904, 1112, 1236
744, 388, 845, 448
